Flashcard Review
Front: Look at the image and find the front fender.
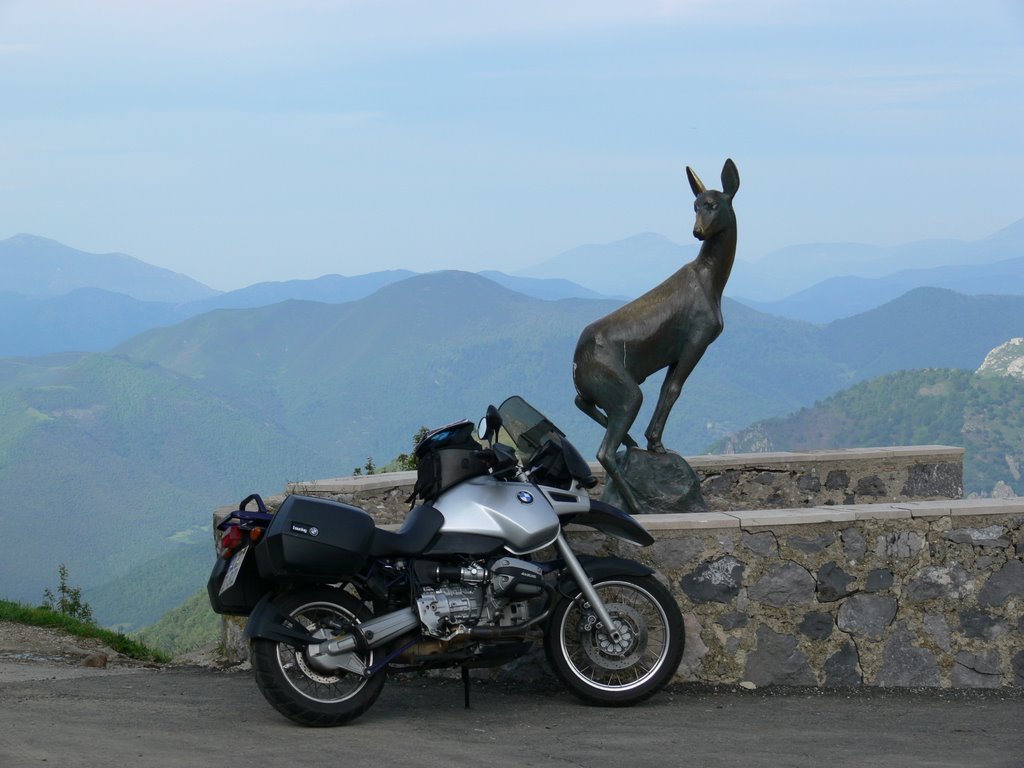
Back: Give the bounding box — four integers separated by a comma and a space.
243, 593, 319, 645
561, 499, 654, 547
556, 555, 655, 596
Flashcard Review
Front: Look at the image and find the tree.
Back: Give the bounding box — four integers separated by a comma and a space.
42, 563, 94, 624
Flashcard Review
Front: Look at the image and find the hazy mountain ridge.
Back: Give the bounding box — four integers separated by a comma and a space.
514, 218, 1024, 319
818, 288, 1024, 379
0, 234, 607, 356
4, 219, 1021, 358
516, 232, 697, 298
0, 234, 217, 302
0, 288, 184, 357
731, 216, 1024, 302
740, 254, 1024, 323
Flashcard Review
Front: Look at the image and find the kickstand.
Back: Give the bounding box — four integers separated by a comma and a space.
461, 666, 471, 709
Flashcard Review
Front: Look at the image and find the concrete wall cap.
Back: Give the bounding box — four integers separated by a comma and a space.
634, 512, 740, 530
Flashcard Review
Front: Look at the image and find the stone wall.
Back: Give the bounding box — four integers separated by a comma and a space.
217, 446, 1024, 687
576, 500, 1024, 688
286, 445, 965, 517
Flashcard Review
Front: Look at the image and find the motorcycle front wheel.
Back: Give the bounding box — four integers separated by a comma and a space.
544, 575, 684, 706
250, 587, 386, 726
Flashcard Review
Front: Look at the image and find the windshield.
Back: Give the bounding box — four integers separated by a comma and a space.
494, 395, 596, 490
496, 395, 566, 459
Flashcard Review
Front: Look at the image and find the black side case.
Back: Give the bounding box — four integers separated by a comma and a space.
208, 549, 271, 615
255, 495, 376, 582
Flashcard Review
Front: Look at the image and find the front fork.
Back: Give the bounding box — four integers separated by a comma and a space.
553, 531, 623, 645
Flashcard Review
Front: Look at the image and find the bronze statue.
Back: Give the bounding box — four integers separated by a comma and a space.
572, 159, 739, 514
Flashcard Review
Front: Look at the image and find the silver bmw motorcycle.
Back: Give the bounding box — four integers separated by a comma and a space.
208, 396, 684, 726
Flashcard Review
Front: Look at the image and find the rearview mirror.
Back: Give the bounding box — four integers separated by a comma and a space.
478, 404, 502, 445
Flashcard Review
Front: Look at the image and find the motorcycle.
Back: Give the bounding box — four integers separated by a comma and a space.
207, 395, 684, 726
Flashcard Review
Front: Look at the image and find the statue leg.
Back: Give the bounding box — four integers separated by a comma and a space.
645, 346, 707, 452
574, 395, 638, 448
594, 383, 644, 515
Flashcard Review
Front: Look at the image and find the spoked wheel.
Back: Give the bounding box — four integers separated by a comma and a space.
250, 587, 386, 726
544, 575, 684, 706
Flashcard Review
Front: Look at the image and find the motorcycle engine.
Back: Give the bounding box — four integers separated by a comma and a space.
414, 557, 544, 638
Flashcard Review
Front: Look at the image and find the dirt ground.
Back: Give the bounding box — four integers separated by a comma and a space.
0, 620, 223, 681
2, 621, 1022, 768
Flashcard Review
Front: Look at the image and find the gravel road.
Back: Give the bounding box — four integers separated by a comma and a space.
1, 622, 1021, 768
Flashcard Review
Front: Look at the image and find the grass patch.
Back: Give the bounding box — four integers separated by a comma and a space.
0, 599, 171, 663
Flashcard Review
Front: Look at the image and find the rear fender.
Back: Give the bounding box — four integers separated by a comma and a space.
243, 593, 319, 645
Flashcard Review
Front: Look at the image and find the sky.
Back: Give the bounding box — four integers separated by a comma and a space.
1, 0, 1022, 291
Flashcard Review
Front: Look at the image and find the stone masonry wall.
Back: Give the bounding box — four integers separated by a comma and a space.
218, 447, 1024, 687
286, 446, 965, 518
576, 500, 1024, 688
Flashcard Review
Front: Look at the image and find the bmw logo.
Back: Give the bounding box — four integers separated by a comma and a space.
517, 491, 534, 504
308, 526, 319, 537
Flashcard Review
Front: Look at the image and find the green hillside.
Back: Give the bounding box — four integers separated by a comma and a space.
3, 273, 1023, 630
135, 587, 220, 657
117, 271, 851, 467
0, 353, 336, 620
711, 368, 1024, 495
87, 540, 214, 631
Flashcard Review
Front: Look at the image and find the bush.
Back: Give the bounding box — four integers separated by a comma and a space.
42, 563, 94, 624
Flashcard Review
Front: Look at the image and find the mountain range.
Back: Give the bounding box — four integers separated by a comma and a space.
0, 234, 216, 302
1, 225, 1022, 632
2, 219, 1021, 358
0, 236, 605, 357
519, 218, 1024, 322
2, 269, 1022, 629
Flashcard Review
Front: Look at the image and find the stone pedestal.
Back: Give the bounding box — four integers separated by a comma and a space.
600, 447, 708, 514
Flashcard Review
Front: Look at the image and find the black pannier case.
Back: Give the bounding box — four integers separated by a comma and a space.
207, 549, 271, 615
256, 495, 375, 582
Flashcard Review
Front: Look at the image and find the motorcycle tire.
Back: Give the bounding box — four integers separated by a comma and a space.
250, 587, 386, 726
544, 574, 684, 706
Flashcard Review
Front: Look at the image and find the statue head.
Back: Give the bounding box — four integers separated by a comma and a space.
686, 158, 739, 241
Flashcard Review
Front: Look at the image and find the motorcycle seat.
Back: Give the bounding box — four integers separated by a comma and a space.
369, 504, 444, 556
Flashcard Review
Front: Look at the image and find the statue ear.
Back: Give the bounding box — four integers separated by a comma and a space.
686, 166, 706, 197
721, 159, 739, 197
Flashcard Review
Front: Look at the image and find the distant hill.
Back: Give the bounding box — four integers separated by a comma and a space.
729, 216, 1024, 302
710, 367, 1024, 497
738, 254, 1024, 323
0, 234, 217, 302
516, 232, 700, 298
0, 240, 608, 357
512, 218, 1024, 305
0, 352, 86, 391
818, 288, 1024, 379
478, 271, 607, 300
0, 289, 182, 357
182, 270, 417, 313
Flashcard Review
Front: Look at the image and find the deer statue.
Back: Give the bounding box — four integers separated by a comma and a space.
573, 158, 739, 514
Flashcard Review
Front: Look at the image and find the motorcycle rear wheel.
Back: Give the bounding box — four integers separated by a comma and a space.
544, 575, 684, 706
250, 587, 386, 726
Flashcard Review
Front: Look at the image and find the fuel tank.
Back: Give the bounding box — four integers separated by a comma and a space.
432, 476, 560, 555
